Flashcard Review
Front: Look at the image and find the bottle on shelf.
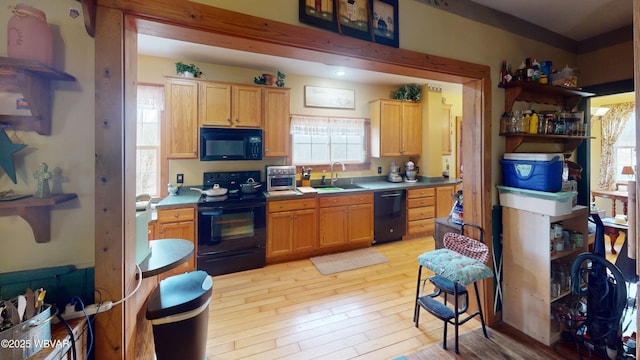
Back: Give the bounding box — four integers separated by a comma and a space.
499, 60, 508, 85
555, 112, 566, 135
525, 57, 534, 82
522, 110, 531, 134
529, 110, 539, 134
500, 112, 510, 133
532, 59, 541, 83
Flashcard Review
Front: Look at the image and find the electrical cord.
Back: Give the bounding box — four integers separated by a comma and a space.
71, 297, 93, 360
54, 306, 77, 360
112, 264, 142, 306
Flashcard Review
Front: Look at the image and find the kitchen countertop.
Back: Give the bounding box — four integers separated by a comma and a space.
156, 177, 461, 206
155, 187, 203, 208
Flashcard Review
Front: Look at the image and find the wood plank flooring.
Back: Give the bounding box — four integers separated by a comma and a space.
205, 235, 609, 359
205, 236, 479, 359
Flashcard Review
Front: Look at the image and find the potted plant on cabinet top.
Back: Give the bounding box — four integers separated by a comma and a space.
254, 70, 286, 87
392, 83, 421, 101
175, 62, 203, 78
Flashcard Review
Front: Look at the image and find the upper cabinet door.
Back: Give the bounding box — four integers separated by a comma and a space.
232, 85, 262, 127
166, 79, 198, 159
371, 100, 402, 157
371, 99, 422, 157
263, 88, 290, 157
401, 102, 422, 156
441, 104, 452, 155
200, 82, 232, 126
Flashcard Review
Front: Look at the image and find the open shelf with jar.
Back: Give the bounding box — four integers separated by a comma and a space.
498, 81, 595, 153
502, 205, 588, 345
0, 57, 76, 135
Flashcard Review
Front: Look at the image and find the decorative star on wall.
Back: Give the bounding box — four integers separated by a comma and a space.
0, 128, 27, 184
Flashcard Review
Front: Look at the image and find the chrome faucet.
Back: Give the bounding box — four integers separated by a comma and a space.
330, 161, 346, 186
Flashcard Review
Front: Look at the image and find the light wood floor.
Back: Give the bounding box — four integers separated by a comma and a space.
205, 236, 481, 359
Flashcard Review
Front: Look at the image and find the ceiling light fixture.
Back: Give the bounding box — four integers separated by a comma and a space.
335, 70, 346, 77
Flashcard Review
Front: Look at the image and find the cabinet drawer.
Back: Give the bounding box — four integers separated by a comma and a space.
408, 188, 435, 199
407, 206, 435, 221
407, 197, 435, 208
408, 218, 435, 235
268, 198, 316, 212
319, 193, 373, 207
157, 207, 195, 223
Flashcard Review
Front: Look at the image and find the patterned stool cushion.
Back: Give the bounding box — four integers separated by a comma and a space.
418, 249, 493, 287
443, 232, 490, 264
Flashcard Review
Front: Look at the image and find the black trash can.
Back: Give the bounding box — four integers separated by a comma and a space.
146, 270, 213, 360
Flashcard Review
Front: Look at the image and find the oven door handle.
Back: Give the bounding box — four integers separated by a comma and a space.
198, 202, 266, 213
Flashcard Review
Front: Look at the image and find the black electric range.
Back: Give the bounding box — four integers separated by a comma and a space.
198, 170, 266, 207
196, 171, 266, 276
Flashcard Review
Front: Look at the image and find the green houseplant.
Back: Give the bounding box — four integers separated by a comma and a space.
392, 83, 422, 101
175, 62, 203, 78
254, 70, 286, 87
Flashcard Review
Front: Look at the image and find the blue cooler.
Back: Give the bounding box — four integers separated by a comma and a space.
501, 153, 563, 192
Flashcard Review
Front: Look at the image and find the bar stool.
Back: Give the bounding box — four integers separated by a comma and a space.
413, 223, 493, 354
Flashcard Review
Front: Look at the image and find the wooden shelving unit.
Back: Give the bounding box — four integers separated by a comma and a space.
502, 205, 589, 345
0, 57, 76, 135
499, 81, 594, 113
499, 81, 595, 153
501, 133, 593, 153
0, 193, 77, 243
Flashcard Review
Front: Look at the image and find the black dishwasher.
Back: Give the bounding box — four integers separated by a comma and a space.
373, 190, 406, 244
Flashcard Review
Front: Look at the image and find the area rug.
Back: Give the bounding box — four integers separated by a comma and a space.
309, 248, 389, 275
395, 327, 565, 360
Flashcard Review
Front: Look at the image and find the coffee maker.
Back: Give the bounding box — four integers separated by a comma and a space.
387, 161, 403, 183
405, 160, 417, 182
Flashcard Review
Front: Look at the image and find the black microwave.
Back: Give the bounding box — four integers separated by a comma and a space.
200, 128, 263, 161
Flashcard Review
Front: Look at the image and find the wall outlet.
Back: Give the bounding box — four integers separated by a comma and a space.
377, 167, 382, 174
176, 174, 184, 184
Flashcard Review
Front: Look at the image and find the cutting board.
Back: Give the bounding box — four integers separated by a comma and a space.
296, 187, 317, 194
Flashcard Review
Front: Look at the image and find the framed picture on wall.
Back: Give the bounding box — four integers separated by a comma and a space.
336, 0, 373, 41
299, 0, 338, 32
371, 0, 398, 47
304, 85, 356, 109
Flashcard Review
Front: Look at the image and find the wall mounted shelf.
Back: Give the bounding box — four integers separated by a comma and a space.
0, 57, 76, 135
0, 193, 77, 243
500, 133, 594, 153
499, 81, 594, 113
499, 81, 595, 153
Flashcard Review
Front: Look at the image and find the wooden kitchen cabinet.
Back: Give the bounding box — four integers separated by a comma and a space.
263, 87, 290, 157
435, 185, 455, 218
406, 187, 436, 236
267, 198, 317, 262
370, 99, 422, 157
502, 205, 589, 345
200, 81, 262, 127
319, 193, 374, 248
442, 104, 452, 155
165, 78, 198, 159
155, 206, 196, 279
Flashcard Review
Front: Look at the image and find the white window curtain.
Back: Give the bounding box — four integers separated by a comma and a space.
136, 85, 164, 197
598, 102, 635, 190
290, 115, 365, 136
137, 85, 165, 111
